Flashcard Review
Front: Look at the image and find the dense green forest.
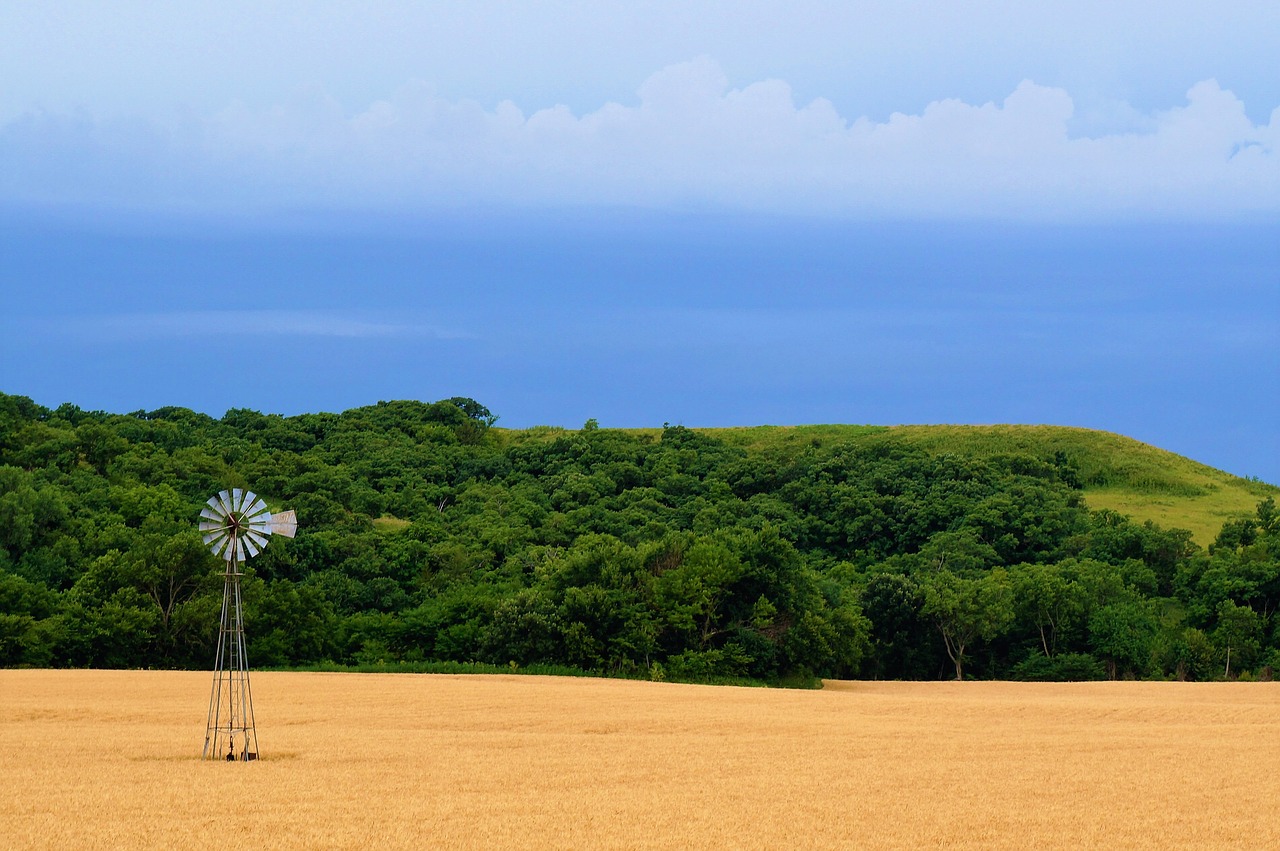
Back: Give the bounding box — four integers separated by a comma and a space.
2, 391, 1278, 684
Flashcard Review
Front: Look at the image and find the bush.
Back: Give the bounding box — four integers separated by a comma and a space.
1011, 653, 1106, 682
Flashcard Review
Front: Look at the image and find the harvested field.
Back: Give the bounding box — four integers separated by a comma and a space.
3, 671, 1278, 849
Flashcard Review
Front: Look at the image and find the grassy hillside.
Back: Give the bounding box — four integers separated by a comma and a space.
504, 423, 1275, 546
5, 390, 1277, 680
872, 425, 1276, 545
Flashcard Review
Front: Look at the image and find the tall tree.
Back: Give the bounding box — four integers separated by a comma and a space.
1212, 600, 1263, 678
921, 569, 1014, 680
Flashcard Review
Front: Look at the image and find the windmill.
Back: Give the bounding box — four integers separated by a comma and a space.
199, 489, 297, 761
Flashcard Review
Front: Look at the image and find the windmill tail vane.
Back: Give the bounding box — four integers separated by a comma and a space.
200, 488, 296, 762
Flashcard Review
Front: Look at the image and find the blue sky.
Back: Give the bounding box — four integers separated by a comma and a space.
1, 2, 1277, 483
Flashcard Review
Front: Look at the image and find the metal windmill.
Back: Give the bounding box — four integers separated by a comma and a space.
199, 489, 296, 761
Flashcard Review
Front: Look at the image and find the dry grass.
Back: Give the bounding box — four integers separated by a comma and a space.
4, 671, 1279, 849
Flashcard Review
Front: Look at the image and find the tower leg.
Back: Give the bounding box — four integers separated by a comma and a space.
203, 549, 258, 761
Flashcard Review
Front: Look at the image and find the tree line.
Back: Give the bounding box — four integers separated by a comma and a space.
1, 391, 1277, 684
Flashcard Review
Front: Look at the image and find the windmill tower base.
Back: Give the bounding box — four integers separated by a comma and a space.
202, 566, 259, 761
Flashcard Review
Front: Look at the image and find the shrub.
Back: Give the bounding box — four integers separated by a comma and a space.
1011, 653, 1106, 682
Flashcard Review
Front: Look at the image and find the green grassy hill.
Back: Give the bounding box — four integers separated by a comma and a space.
503, 423, 1275, 546
718, 424, 1277, 546
6, 389, 1277, 680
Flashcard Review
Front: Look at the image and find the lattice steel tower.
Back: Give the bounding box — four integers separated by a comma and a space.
199, 489, 296, 761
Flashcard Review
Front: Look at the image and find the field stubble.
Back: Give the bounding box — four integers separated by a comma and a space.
2, 671, 1278, 849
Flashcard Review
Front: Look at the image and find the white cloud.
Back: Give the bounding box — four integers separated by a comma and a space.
1, 58, 1277, 219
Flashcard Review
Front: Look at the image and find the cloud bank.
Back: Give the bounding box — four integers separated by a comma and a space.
3, 58, 1277, 219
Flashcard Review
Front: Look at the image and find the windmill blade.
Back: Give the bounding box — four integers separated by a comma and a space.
244, 496, 269, 519
247, 514, 272, 535
234, 540, 248, 561
201, 505, 225, 522
231, 488, 245, 512
210, 535, 232, 559
270, 510, 298, 538
242, 536, 262, 559
215, 490, 235, 517
203, 530, 229, 548
244, 529, 270, 551
200, 521, 227, 535
240, 492, 261, 517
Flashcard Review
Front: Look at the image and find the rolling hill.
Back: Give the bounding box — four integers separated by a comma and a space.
4, 391, 1278, 680
501, 422, 1275, 546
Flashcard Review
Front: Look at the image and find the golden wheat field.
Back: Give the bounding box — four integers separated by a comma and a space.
3, 671, 1279, 850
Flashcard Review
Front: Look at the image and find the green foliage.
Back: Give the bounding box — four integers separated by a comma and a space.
921, 568, 1015, 679
858, 572, 938, 679
1, 390, 1277, 684
1089, 601, 1159, 679
1212, 599, 1263, 678
1010, 652, 1106, 681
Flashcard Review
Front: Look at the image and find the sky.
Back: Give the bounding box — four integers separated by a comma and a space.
1, 1, 1277, 483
